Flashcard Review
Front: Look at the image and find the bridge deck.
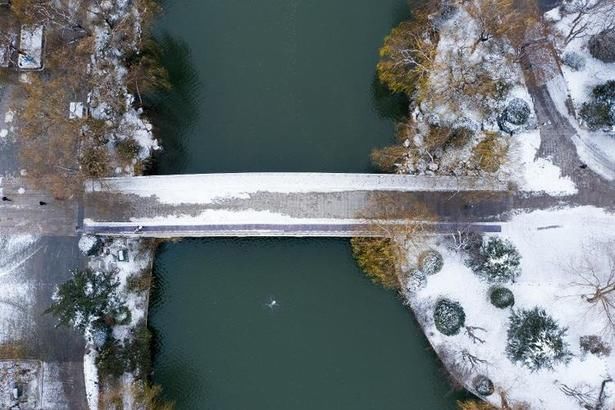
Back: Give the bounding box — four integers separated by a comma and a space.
83, 173, 510, 237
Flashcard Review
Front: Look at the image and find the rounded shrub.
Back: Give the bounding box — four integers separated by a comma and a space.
490, 287, 515, 309
498, 98, 531, 133
589, 30, 615, 63
418, 249, 444, 275
468, 237, 521, 284
404, 268, 427, 293
580, 81, 615, 129
473, 375, 494, 396
433, 298, 466, 336
562, 51, 586, 71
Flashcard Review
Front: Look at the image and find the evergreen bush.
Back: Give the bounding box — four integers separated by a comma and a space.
468, 237, 521, 283
472, 375, 494, 396
96, 338, 127, 379
490, 287, 515, 309
46, 269, 127, 332
580, 80, 615, 129
433, 298, 466, 336
498, 98, 530, 133
562, 51, 585, 71
506, 308, 571, 371
404, 268, 427, 293
418, 249, 444, 275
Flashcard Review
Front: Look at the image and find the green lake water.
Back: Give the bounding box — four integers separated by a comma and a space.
149, 0, 464, 408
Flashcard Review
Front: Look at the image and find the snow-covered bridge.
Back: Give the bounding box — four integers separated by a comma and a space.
82, 173, 510, 237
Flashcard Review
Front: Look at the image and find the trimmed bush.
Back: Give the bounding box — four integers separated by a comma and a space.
418, 250, 444, 275
589, 30, 615, 63
472, 375, 494, 396
580, 335, 611, 357
562, 51, 585, 71
580, 80, 615, 129
434, 298, 466, 336
78, 235, 103, 256
498, 98, 530, 133
404, 268, 427, 293
490, 287, 515, 309
506, 308, 571, 371
580, 101, 614, 129
468, 237, 521, 283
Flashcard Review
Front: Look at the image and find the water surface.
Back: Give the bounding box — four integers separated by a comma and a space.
150, 0, 464, 408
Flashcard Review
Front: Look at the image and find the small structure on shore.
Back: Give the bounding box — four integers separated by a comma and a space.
17, 25, 44, 71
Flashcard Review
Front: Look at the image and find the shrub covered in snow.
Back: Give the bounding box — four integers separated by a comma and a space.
434, 298, 466, 336
46, 269, 127, 333
498, 98, 531, 133
78, 235, 103, 256
89, 320, 110, 349
404, 268, 427, 293
580, 80, 615, 129
468, 237, 521, 283
418, 249, 444, 275
490, 286, 515, 309
506, 308, 571, 371
472, 374, 494, 396
562, 51, 586, 71
589, 30, 615, 63
579, 335, 611, 357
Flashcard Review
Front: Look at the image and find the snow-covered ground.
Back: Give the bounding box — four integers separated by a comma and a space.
405, 206, 615, 409
84, 237, 154, 410
545, 4, 615, 180
511, 129, 577, 195
0, 234, 38, 344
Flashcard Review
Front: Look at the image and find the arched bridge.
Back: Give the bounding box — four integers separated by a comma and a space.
0, 173, 509, 237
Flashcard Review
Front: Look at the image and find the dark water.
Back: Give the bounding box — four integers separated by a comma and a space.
149, 0, 464, 408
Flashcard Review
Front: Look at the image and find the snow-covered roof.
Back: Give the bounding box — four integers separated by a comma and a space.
18, 25, 44, 70
69, 102, 85, 119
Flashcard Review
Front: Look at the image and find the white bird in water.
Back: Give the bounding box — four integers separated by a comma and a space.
266, 298, 278, 310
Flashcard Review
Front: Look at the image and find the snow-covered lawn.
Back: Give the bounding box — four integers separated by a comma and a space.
405, 206, 615, 409
545, 5, 615, 180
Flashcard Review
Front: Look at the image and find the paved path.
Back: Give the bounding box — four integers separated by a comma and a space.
0, 81, 87, 409
0, 176, 79, 236
516, 32, 615, 212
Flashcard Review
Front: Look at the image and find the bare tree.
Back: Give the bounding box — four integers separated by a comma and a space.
562, 0, 615, 45
465, 325, 487, 344
11, 0, 90, 35
568, 242, 615, 338
559, 378, 612, 410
